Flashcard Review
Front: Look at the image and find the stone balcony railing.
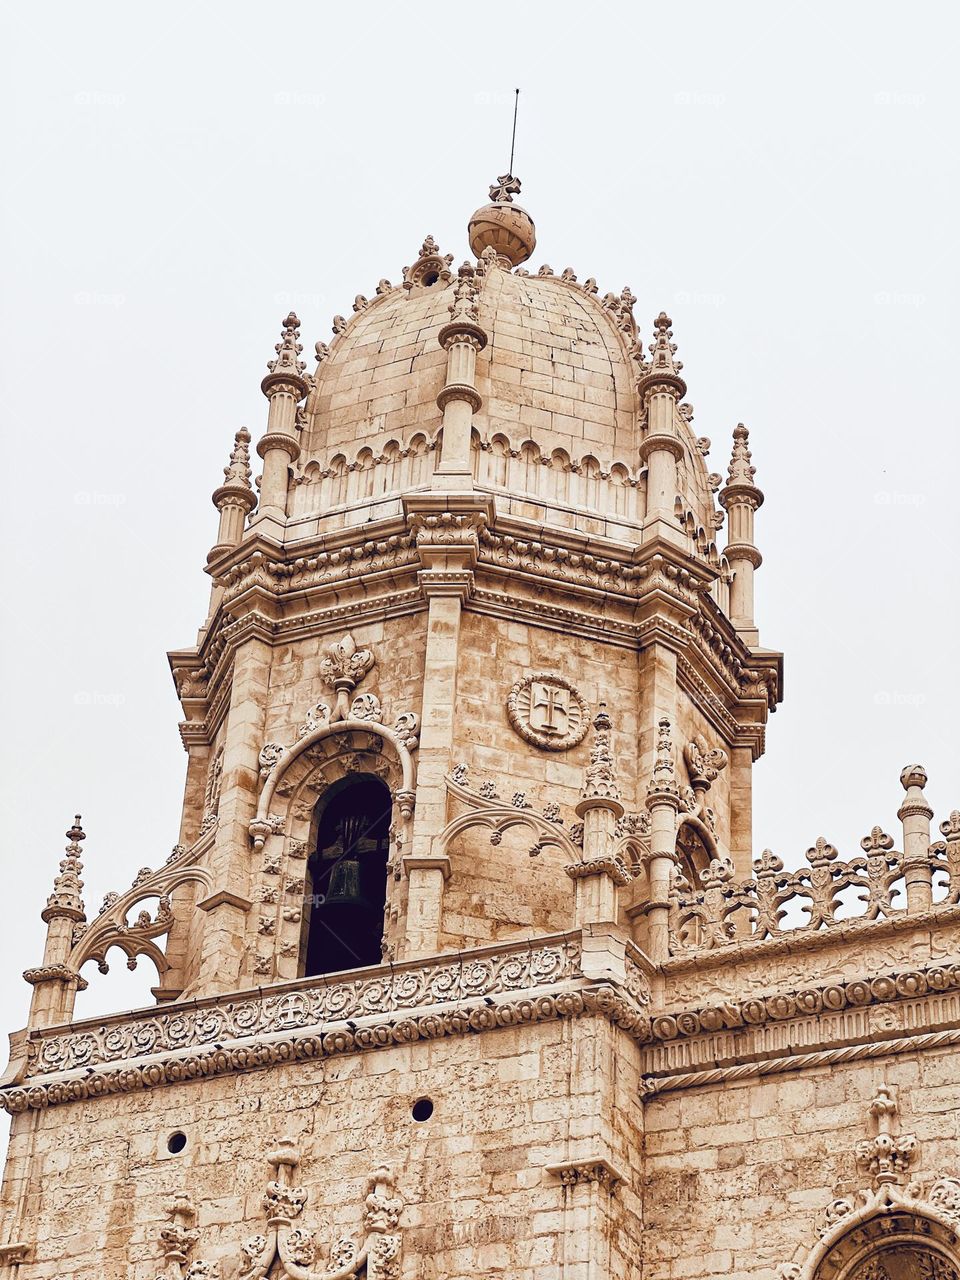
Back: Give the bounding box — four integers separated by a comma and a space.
669, 809, 960, 957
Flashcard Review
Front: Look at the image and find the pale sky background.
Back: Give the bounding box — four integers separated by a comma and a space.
1, 0, 958, 1103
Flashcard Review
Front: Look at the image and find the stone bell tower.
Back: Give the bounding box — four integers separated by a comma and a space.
5, 176, 960, 1280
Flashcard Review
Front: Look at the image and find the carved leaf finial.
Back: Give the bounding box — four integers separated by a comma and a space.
725, 422, 757, 487
684, 734, 729, 787
223, 427, 252, 487
43, 815, 87, 922
646, 717, 680, 805
265, 311, 306, 379
854, 1082, 919, 1190
640, 310, 683, 378
580, 702, 620, 806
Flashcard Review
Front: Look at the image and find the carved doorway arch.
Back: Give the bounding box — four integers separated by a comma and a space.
808, 1208, 960, 1280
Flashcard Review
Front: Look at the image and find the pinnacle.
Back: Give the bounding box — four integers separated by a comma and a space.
647, 312, 683, 376
222, 427, 253, 487
724, 423, 758, 488
263, 312, 307, 389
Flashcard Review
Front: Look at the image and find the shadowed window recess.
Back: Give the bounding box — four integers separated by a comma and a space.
301, 775, 391, 977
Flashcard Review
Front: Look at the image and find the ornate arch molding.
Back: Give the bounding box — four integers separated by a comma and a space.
249, 719, 418, 982
778, 1084, 960, 1280
677, 813, 720, 863
789, 1192, 960, 1279
64, 849, 215, 983
255, 719, 416, 826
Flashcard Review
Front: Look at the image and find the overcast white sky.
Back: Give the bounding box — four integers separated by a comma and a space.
1, 0, 958, 1068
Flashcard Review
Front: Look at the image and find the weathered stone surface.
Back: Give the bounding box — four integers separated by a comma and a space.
4, 179, 958, 1280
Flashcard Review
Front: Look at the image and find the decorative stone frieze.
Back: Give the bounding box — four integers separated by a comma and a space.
19, 937, 583, 1080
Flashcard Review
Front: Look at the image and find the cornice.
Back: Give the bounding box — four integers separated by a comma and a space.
176, 506, 774, 740
7, 930, 960, 1109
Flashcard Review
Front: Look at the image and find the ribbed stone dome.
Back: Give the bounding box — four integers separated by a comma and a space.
296, 250, 720, 545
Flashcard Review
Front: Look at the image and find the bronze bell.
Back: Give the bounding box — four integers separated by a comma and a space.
325, 855, 363, 905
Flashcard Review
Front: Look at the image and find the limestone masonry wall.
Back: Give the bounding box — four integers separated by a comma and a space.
642, 1048, 960, 1279
1, 1016, 643, 1280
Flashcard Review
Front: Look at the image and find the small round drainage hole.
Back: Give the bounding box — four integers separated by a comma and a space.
167, 1131, 187, 1154
411, 1098, 434, 1122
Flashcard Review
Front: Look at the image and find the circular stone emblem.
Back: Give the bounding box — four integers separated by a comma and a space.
506, 672, 589, 751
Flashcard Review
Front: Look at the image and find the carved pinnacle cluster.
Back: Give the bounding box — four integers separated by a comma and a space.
261, 312, 308, 399
223, 427, 252, 487
156, 1138, 404, 1279
42, 816, 86, 923
726, 423, 757, 487
212, 427, 256, 515
580, 703, 621, 805
636, 311, 688, 400
448, 261, 481, 326
268, 312, 305, 377
647, 718, 680, 805
647, 312, 682, 375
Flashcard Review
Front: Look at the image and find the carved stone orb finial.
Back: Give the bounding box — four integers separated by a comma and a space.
469, 175, 536, 267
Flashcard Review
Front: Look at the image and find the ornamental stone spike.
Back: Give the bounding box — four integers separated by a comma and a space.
578, 703, 623, 810
644, 311, 685, 383
25, 817, 89, 1029
647, 717, 681, 807
205, 426, 257, 617
256, 313, 307, 526
434, 260, 487, 485
210, 428, 256, 542
263, 311, 306, 385
638, 313, 688, 546
569, 704, 627, 928
43, 815, 87, 924
222, 426, 253, 490
898, 763, 934, 912
719, 424, 764, 645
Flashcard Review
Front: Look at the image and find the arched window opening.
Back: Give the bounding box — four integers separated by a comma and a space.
301, 775, 391, 977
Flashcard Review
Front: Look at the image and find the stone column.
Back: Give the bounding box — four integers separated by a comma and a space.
643, 718, 681, 963
194, 636, 272, 992
569, 706, 628, 928
25, 818, 88, 1028
256, 312, 307, 529
434, 262, 486, 488
727, 743, 755, 881
719, 424, 764, 646
637, 312, 687, 549
401, 496, 491, 957
899, 763, 934, 913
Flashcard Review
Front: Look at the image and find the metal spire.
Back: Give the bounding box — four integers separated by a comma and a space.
508, 88, 520, 176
